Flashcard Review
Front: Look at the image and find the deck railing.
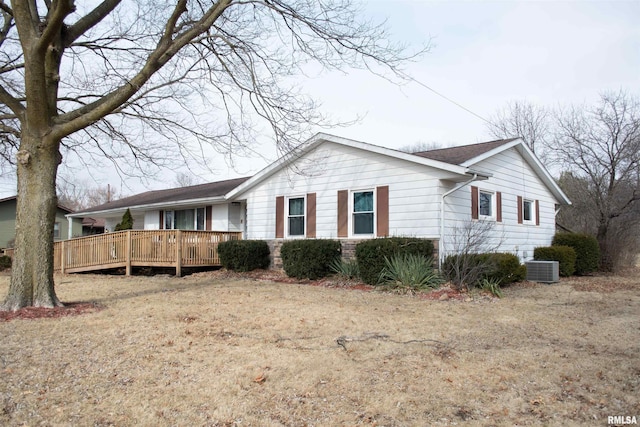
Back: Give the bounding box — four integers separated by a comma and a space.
52, 230, 241, 275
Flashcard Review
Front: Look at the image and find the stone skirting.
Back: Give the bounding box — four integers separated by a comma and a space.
267, 238, 439, 270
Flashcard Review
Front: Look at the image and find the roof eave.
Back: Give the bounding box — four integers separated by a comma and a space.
67, 195, 227, 218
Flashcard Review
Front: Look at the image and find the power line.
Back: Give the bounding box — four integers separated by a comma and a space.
398, 70, 492, 125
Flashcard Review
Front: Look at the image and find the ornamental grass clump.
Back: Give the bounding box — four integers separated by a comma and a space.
329, 258, 360, 280
378, 253, 442, 292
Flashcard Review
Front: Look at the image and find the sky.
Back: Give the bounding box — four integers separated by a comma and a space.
0, 0, 638, 199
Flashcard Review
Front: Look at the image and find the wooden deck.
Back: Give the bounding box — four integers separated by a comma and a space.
52, 230, 241, 276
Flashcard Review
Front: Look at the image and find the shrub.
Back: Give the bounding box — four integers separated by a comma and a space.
355, 238, 435, 286
281, 239, 341, 280
552, 233, 600, 275
479, 277, 503, 298
330, 258, 360, 280
483, 253, 526, 285
0, 255, 11, 270
217, 240, 270, 272
378, 253, 442, 292
534, 245, 576, 277
114, 208, 134, 231
442, 252, 525, 289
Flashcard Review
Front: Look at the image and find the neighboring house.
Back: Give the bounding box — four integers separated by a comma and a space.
70, 133, 571, 263
0, 196, 82, 249
81, 217, 106, 236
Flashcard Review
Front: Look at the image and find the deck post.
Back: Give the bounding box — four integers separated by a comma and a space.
175, 230, 182, 277
125, 230, 132, 276
60, 240, 66, 274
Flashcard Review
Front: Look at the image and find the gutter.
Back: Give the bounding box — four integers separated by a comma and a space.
439, 173, 480, 269
66, 196, 227, 219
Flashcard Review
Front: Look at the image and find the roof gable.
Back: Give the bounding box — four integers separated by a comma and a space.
227, 133, 481, 199
413, 138, 519, 165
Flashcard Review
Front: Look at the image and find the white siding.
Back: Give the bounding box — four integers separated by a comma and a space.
443, 147, 559, 261
237, 141, 451, 240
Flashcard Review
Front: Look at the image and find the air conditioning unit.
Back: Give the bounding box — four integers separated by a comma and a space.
525, 261, 559, 283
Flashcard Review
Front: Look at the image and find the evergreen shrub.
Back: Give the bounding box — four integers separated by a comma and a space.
552, 233, 599, 275
0, 255, 11, 270
281, 239, 341, 280
442, 252, 525, 288
534, 245, 576, 277
218, 240, 270, 272
355, 237, 434, 285
114, 208, 134, 231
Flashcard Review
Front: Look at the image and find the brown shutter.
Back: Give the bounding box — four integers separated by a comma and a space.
306, 193, 316, 238
535, 199, 540, 226
376, 186, 389, 237
159, 211, 164, 230
275, 196, 284, 238
205, 206, 212, 231
337, 190, 348, 237
496, 192, 502, 222
517, 196, 523, 224
471, 186, 479, 220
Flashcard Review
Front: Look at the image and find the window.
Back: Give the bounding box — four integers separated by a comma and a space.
479, 191, 493, 218
353, 190, 374, 235
164, 208, 206, 230
523, 199, 533, 222
288, 197, 305, 236
519, 198, 538, 225
53, 222, 60, 239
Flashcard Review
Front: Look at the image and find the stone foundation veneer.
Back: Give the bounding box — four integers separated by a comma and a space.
267, 239, 439, 271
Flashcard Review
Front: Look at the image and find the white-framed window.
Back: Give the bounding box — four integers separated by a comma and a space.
53, 222, 60, 239
522, 198, 536, 224
352, 190, 375, 235
164, 208, 206, 230
287, 196, 305, 236
479, 190, 494, 219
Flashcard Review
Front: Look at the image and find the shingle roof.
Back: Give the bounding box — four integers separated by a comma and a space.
75, 176, 251, 215
412, 138, 519, 165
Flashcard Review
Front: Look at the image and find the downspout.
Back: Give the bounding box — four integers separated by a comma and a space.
439, 173, 479, 269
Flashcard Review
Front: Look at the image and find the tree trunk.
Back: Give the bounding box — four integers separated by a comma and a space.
2, 135, 62, 310
596, 221, 613, 272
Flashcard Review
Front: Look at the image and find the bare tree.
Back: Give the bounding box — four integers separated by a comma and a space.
552, 90, 640, 271
486, 100, 551, 157
398, 141, 442, 153
442, 219, 505, 289
57, 179, 120, 211
174, 172, 202, 188
0, 0, 425, 309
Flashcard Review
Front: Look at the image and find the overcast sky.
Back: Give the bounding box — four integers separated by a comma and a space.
0, 0, 638, 199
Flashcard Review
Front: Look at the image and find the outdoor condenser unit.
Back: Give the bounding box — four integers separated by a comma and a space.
525, 261, 559, 283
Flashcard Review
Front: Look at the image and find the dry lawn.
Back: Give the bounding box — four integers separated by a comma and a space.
0, 270, 638, 426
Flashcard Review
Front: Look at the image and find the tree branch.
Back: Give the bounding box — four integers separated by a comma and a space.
0, 84, 24, 116
52, 0, 232, 140
64, 0, 121, 46
38, 0, 75, 53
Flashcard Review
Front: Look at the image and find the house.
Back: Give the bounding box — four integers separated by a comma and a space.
69, 133, 571, 264
0, 196, 82, 249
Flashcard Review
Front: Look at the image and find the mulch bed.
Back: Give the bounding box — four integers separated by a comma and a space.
0, 302, 103, 322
